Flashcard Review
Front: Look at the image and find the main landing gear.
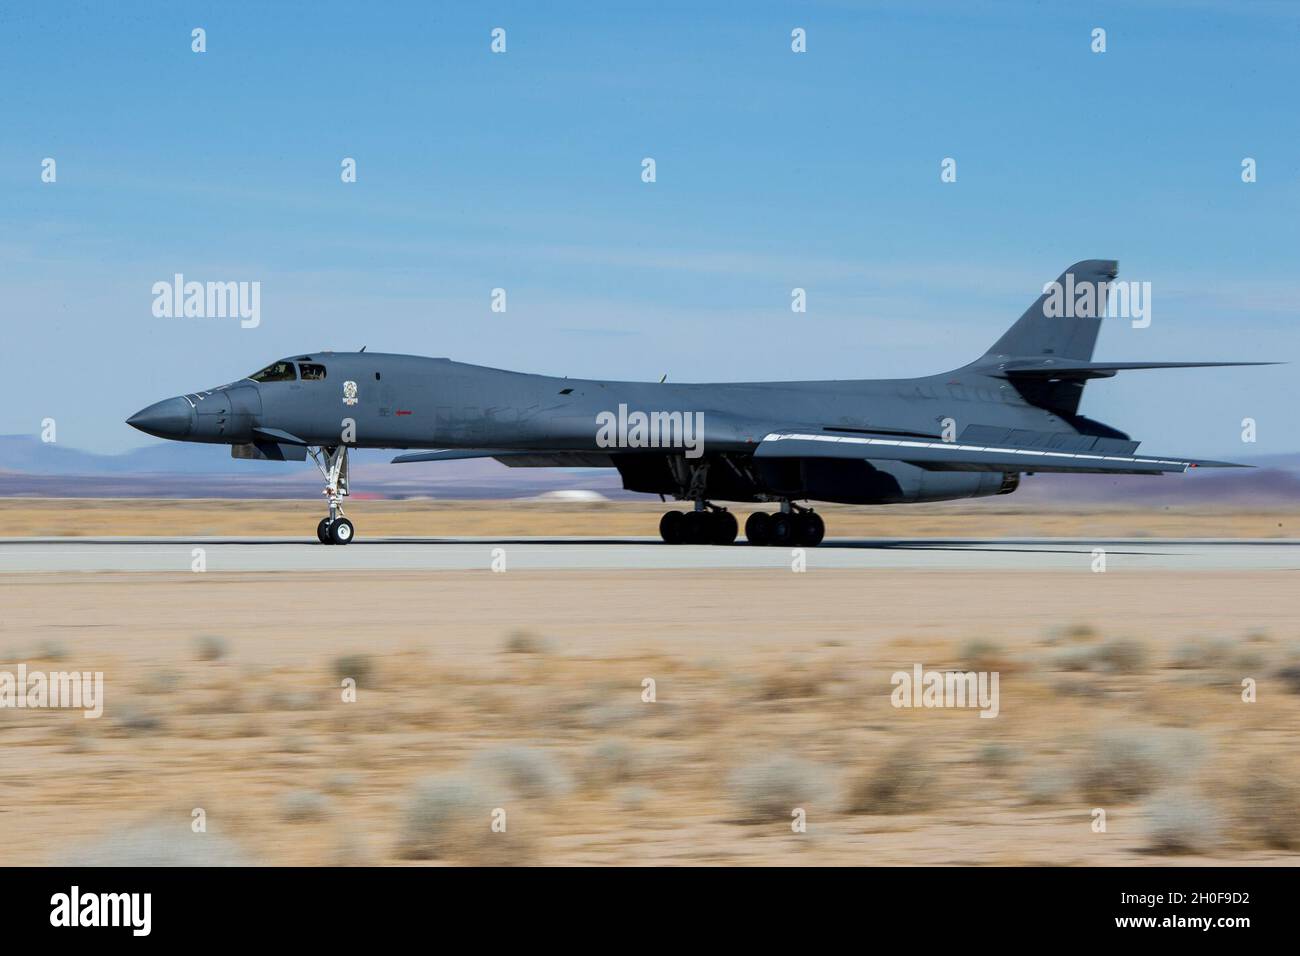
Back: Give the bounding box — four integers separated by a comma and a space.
744, 505, 824, 547
309, 445, 355, 545
657, 502, 824, 546
659, 504, 739, 545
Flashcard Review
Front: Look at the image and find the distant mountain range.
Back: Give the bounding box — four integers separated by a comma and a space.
0, 435, 626, 499
1, 434, 1296, 504
1014, 458, 1300, 507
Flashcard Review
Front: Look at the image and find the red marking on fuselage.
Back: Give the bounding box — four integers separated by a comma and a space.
395, 410, 413, 416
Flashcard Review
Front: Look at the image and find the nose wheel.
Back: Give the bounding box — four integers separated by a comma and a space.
317, 516, 355, 545
309, 445, 356, 545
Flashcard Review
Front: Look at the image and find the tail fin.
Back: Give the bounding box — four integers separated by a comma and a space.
984, 259, 1118, 361
961, 258, 1274, 425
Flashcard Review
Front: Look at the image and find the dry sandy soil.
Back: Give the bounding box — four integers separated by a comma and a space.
2, 557, 1299, 866
1, 497, 1298, 539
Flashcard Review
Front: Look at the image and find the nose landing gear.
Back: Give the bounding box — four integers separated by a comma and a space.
309, 445, 355, 545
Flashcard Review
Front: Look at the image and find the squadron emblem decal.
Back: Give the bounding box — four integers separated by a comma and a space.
342, 380, 359, 406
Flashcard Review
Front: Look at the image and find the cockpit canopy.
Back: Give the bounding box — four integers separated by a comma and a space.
248, 360, 296, 382
248, 359, 328, 383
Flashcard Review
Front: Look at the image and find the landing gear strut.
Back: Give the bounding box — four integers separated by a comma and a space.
658, 502, 738, 545
745, 503, 824, 547
309, 445, 354, 545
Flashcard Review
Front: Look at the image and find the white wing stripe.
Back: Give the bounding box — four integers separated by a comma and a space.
760, 433, 1186, 468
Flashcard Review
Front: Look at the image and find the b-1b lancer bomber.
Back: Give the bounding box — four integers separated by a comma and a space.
127, 260, 1264, 546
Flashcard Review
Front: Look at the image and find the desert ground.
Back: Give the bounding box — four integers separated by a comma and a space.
0, 496, 1297, 539
1, 500, 1298, 866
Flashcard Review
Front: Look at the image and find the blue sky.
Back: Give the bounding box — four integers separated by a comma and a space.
1, 0, 1296, 454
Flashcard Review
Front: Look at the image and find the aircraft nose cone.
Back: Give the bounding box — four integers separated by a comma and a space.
126, 397, 194, 439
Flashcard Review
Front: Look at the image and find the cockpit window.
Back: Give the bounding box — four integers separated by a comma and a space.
248, 361, 297, 383
299, 363, 327, 380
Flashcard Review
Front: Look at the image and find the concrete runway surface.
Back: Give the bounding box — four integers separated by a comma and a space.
1, 536, 1298, 572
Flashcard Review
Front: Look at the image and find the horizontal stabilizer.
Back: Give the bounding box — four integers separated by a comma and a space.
994, 359, 1278, 380
757, 432, 1245, 476
959, 424, 1139, 456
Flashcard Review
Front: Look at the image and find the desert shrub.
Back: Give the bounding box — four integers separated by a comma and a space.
139, 669, 182, 695
757, 668, 825, 700
322, 772, 360, 795
262, 689, 316, 712
397, 774, 529, 864
194, 634, 230, 661
331, 654, 374, 686
62, 723, 96, 755
1169, 637, 1231, 670
976, 742, 1019, 775
1050, 676, 1106, 699
328, 831, 374, 867
729, 756, 830, 822
233, 717, 265, 737
576, 741, 639, 791
279, 790, 332, 822
1077, 732, 1161, 802
112, 704, 164, 736
958, 639, 1004, 672
1276, 665, 1300, 695
67, 822, 248, 866
1075, 729, 1205, 803
1054, 646, 1096, 672
1229, 648, 1264, 674
1144, 789, 1220, 853
398, 776, 488, 859
845, 747, 936, 814
35, 641, 67, 661
503, 630, 548, 654
1091, 637, 1149, 674
470, 745, 568, 800
1020, 766, 1071, 805
616, 786, 653, 812
1233, 774, 1300, 849
1046, 624, 1098, 646
580, 701, 644, 730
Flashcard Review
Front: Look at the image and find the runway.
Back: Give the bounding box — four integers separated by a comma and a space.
1, 537, 1297, 573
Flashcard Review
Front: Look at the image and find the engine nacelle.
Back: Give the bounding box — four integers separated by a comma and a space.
756, 457, 1019, 505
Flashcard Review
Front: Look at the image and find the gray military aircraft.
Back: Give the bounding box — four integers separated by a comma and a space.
128, 260, 1264, 546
